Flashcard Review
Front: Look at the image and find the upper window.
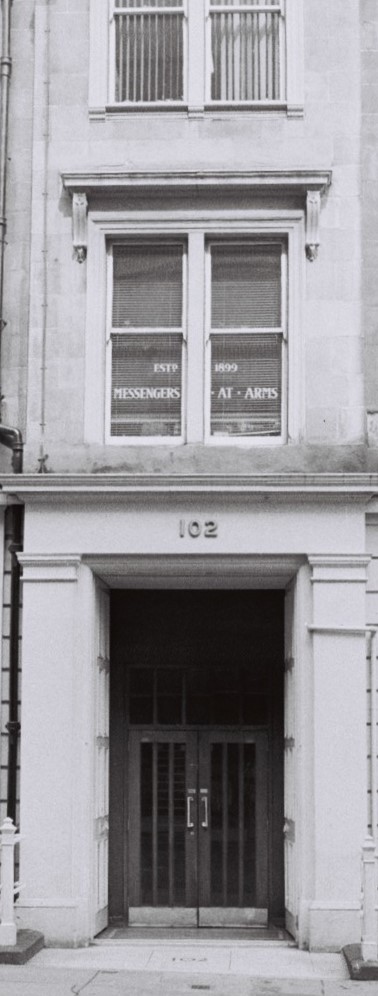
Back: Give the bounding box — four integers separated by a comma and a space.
209, 0, 284, 103
95, 0, 304, 111
113, 0, 185, 104
111, 242, 185, 438
107, 237, 287, 443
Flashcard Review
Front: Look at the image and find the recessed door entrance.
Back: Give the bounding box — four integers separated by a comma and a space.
109, 590, 285, 927
128, 729, 268, 926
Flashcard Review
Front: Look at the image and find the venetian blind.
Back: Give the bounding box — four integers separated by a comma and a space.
112, 244, 183, 328
210, 242, 282, 437
111, 243, 183, 437
211, 243, 281, 329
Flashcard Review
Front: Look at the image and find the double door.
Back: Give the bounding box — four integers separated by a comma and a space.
128, 729, 268, 926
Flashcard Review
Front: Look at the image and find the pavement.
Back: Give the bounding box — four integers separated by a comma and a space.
0, 939, 377, 996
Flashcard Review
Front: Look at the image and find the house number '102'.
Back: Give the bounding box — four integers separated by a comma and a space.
179, 519, 218, 538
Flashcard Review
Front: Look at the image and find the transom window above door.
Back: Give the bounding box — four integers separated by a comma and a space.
107, 236, 287, 444
97, 0, 304, 112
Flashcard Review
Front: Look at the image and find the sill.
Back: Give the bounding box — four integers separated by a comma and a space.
205, 436, 285, 447
106, 436, 285, 448
96, 101, 301, 121
107, 436, 184, 446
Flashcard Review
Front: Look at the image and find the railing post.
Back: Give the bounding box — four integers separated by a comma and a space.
361, 836, 378, 961
0, 817, 17, 945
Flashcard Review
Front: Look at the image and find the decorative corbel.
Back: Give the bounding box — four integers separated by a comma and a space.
72, 192, 88, 263
305, 190, 321, 262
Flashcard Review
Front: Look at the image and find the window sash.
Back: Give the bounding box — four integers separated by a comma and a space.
107, 238, 287, 444
112, 1, 186, 103
109, 242, 186, 440
109, 0, 286, 107
207, 0, 285, 104
206, 240, 286, 440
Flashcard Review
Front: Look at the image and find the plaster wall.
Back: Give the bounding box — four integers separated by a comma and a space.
0, 0, 368, 474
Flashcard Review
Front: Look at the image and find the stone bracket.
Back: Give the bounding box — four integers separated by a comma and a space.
62, 169, 332, 262
305, 190, 322, 262
72, 192, 88, 263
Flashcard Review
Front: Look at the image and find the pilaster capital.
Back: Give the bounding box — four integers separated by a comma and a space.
18, 554, 82, 583
308, 555, 370, 584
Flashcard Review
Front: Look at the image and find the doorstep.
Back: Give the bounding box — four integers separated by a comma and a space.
35, 940, 350, 981
343, 944, 378, 981
0, 930, 44, 964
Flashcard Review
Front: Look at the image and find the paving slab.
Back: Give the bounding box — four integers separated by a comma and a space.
0, 967, 377, 996
0, 942, 375, 996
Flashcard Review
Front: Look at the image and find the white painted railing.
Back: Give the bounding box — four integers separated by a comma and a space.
0, 818, 21, 946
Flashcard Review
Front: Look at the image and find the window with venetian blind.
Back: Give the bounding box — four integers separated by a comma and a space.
111, 243, 185, 438
111, 0, 286, 106
209, 242, 284, 437
109, 238, 286, 442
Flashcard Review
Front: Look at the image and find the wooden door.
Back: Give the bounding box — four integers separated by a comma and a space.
127, 728, 268, 926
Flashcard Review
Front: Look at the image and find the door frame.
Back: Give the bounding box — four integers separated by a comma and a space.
106, 565, 300, 930
127, 727, 269, 926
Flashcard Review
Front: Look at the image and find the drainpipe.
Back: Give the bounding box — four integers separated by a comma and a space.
0, 0, 11, 348
5, 502, 23, 822
0, 2, 24, 472
0, 2, 23, 820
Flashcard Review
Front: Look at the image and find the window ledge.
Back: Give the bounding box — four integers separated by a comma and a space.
62, 168, 331, 197
62, 168, 332, 264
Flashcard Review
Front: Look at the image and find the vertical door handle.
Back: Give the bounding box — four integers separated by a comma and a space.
200, 790, 208, 828
187, 792, 195, 829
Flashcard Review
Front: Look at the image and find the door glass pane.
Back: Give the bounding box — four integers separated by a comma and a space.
140, 741, 187, 906
209, 742, 256, 906
130, 668, 154, 724
157, 669, 183, 724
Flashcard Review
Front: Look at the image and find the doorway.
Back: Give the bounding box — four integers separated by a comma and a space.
128, 729, 268, 926
109, 589, 284, 926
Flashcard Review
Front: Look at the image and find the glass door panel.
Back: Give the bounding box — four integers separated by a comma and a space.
198, 731, 268, 926
128, 728, 269, 926
128, 731, 197, 925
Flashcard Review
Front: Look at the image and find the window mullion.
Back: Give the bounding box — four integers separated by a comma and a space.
187, 0, 206, 113
186, 231, 205, 442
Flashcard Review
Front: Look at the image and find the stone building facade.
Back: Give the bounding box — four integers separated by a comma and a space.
0, 0, 377, 953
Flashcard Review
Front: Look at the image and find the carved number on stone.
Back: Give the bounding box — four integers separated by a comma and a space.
179, 520, 218, 539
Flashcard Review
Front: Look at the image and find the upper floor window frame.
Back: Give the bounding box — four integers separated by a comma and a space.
83, 204, 305, 449
89, 0, 304, 116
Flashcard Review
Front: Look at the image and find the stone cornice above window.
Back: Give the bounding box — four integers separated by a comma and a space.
61, 168, 332, 263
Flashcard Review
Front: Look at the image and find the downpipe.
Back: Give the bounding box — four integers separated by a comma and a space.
0, 1, 23, 473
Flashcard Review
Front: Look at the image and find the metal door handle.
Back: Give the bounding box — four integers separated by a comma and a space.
200, 791, 208, 828
187, 793, 195, 829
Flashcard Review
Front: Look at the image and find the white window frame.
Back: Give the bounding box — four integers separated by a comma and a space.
84, 208, 304, 447
89, 0, 304, 116
106, 239, 187, 445
204, 238, 288, 445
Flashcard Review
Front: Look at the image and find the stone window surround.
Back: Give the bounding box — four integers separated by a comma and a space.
61, 168, 331, 448
89, 0, 304, 117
